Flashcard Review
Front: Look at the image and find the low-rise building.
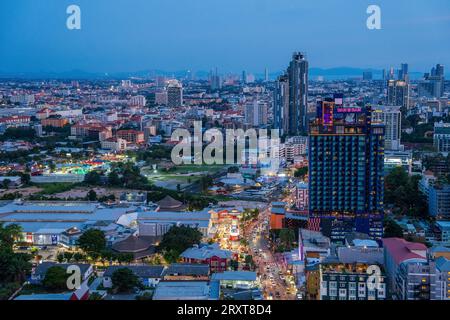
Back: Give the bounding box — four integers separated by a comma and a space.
153, 280, 219, 300
211, 271, 258, 290
180, 243, 232, 273
31, 262, 93, 285
102, 265, 165, 288
101, 137, 127, 152
162, 263, 210, 281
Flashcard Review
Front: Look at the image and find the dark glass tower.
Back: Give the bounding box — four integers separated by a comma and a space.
287, 52, 308, 135
308, 94, 385, 242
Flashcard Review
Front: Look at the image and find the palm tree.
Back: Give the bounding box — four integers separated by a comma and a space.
0, 223, 23, 250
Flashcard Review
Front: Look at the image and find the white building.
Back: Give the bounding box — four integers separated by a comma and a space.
130, 95, 147, 107
101, 137, 127, 152
372, 106, 402, 151
244, 100, 268, 127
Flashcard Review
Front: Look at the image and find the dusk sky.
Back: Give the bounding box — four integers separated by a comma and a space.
1, 0, 450, 74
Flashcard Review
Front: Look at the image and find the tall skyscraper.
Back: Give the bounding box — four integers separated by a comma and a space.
264, 68, 269, 82
274, 73, 289, 136
287, 52, 309, 135
419, 64, 445, 98
398, 63, 409, 81
210, 68, 221, 91
308, 94, 385, 242
387, 80, 409, 109
242, 70, 247, 84
167, 80, 183, 108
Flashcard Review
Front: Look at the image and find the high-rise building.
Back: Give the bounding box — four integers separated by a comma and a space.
274, 73, 289, 136
387, 80, 409, 109
209, 68, 221, 91
242, 70, 247, 84
287, 52, 309, 135
167, 80, 183, 108
264, 68, 269, 82
308, 94, 385, 242
434, 122, 450, 153
398, 63, 409, 81
244, 100, 268, 127
362, 71, 373, 81
418, 64, 445, 98
372, 106, 402, 151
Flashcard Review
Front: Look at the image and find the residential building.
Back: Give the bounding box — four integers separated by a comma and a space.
435, 256, 450, 300
319, 243, 386, 300
434, 122, 450, 153
167, 80, 183, 108
372, 105, 402, 151
274, 73, 289, 136
116, 130, 145, 144
382, 238, 430, 299
418, 64, 445, 98
41, 118, 69, 128
244, 100, 268, 127
428, 184, 450, 218
387, 80, 409, 109
100, 137, 127, 152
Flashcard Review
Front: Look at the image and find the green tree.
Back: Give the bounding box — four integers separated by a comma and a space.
84, 171, 102, 185
42, 266, 68, 292
111, 268, 140, 293
384, 217, 404, 238
20, 173, 31, 185
294, 167, 308, 178
87, 189, 97, 201
158, 226, 202, 260
64, 252, 74, 262
0, 223, 22, 250
279, 228, 296, 250
2, 179, 11, 190
77, 229, 106, 254
56, 253, 65, 263
107, 171, 121, 186
72, 252, 84, 263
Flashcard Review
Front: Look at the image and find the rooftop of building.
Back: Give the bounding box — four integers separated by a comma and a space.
382, 237, 428, 265
153, 281, 218, 300
211, 271, 257, 282
180, 243, 232, 260
163, 263, 210, 276
103, 265, 165, 278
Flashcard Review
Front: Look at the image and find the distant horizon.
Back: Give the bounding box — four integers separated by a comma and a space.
1, 1, 449, 74
0, 66, 447, 81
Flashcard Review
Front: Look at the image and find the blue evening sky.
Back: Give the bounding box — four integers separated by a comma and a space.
0, 0, 449, 74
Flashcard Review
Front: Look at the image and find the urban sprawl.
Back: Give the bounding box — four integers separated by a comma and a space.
0, 53, 449, 301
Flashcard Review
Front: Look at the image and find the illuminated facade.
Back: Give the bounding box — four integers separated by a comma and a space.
308, 94, 385, 242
